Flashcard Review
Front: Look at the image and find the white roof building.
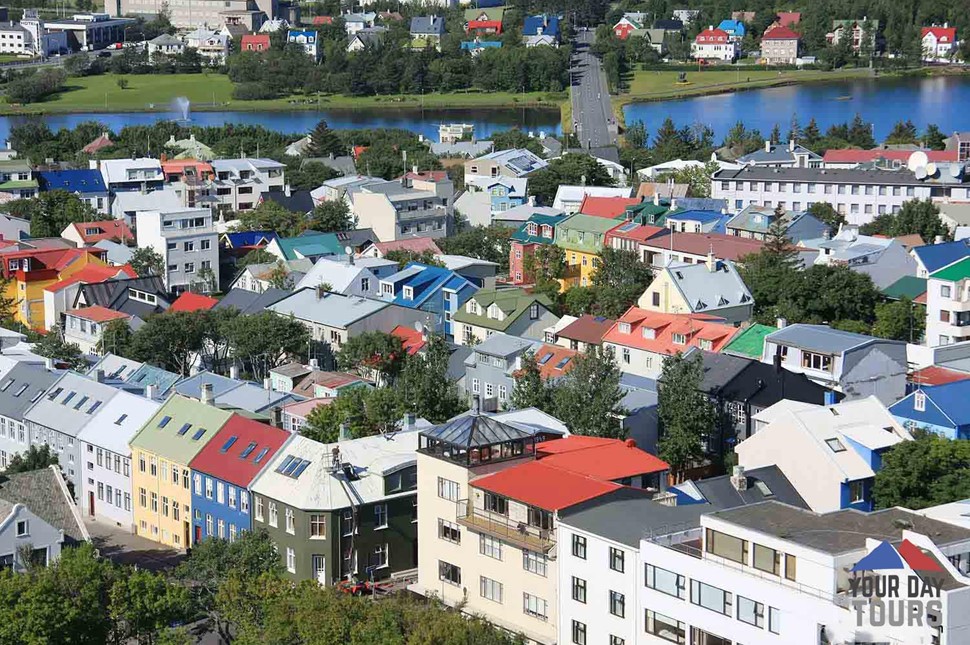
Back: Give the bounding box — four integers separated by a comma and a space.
292, 257, 380, 297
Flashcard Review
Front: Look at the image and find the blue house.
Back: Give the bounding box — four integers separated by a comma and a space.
461, 40, 503, 55
665, 209, 729, 234
890, 381, 970, 440
911, 239, 970, 279
468, 176, 528, 215
717, 19, 746, 39
37, 169, 110, 215
188, 414, 291, 543
523, 14, 560, 38
378, 262, 477, 338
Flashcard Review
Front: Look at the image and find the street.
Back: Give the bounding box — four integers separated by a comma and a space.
570, 29, 619, 158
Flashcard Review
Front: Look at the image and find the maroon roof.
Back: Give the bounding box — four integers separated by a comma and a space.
188, 414, 290, 488
557, 314, 615, 345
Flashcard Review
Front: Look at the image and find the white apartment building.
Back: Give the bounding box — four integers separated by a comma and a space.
925, 256, 970, 347
94, 158, 164, 193
636, 501, 970, 645
347, 179, 450, 242
210, 158, 286, 213
711, 164, 970, 223
135, 208, 219, 293
77, 390, 160, 530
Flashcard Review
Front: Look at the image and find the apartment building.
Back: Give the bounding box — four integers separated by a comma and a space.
926, 257, 970, 347
110, 0, 274, 31
461, 333, 538, 411
0, 363, 58, 471
135, 208, 219, 293
94, 158, 164, 194
347, 179, 450, 243
711, 164, 970, 222
210, 158, 286, 213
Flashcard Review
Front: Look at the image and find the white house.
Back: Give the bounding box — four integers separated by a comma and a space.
692, 26, 738, 61
922, 25, 957, 61
551, 185, 633, 213
292, 257, 380, 297
135, 208, 219, 294
210, 158, 286, 213
62, 306, 139, 355
926, 256, 970, 347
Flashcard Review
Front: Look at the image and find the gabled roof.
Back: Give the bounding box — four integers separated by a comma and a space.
188, 414, 290, 488
240, 34, 271, 47
694, 350, 836, 409
129, 395, 234, 463
881, 275, 927, 301
169, 291, 219, 313
273, 232, 343, 261
76, 276, 170, 319
762, 25, 799, 40
765, 323, 900, 355
661, 259, 753, 313
0, 467, 86, 542
556, 314, 615, 345
605, 221, 667, 245
696, 27, 730, 42
174, 372, 243, 400
76, 389, 161, 456
24, 372, 121, 437
642, 231, 765, 261
381, 263, 475, 309
124, 363, 181, 396
893, 380, 970, 428
267, 288, 391, 328
931, 256, 970, 282
213, 383, 303, 414
82, 133, 113, 154
522, 14, 559, 36
292, 257, 375, 293
453, 287, 554, 331
38, 169, 107, 194
578, 195, 641, 219
531, 344, 577, 379
510, 213, 565, 244
213, 287, 289, 315
602, 308, 739, 356
471, 332, 537, 359
88, 353, 142, 382
368, 237, 442, 257
909, 366, 970, 388
723, 323, 775, 359
43, 263, 136, 293
63, 220, 133, 245
221, 230, 278, 249
292, 371, 368, 397
410, 15, 445, 35
922, 26, 956, 41
913, 240, 970, 274
391, 325, 426, 355
679, 465, 808, 510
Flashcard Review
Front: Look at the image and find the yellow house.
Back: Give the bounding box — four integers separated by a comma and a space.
637, 255, 755, 325
553, 214, 616, 289
129, 394, 232, 549
1, 247, 109, 330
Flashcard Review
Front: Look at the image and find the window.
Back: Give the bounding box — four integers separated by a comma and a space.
645, 610, 685, 644
254, 497, 264, 521
15, 520, 27, 536
217, 482, 225, 504
769, 606, 781, 634
914, 391, 926, 412
286, 548, 296, 574
150, 492, 158, 512
480, 576, 503, 603
644, 563, 686, 599
438, 519, 460, 544
826, 438, 846, 452
737, 596, 765, 628
785, 553, 797, 581
572, 534, 586, 559
942, 284, 952, 298
610, 637, 625, 645
268, 502, 278, 527
622, 347, 630, 364
523, 550, 547, 576
609, 547, 625, 572
523, 593, 547, 620
753, 543, 781, 575
849, 479, 865, 503
479, 534, 503, 560
205, 478, 213, 499
705, 529, 747, 565
184, 263, 195, 274
571, 620, 586, 645
139, 488, 146, 508
571, 576, 586, 603
671, 333, 686, 345
285, 508, 295, 534
228, 487, 237, 509
201, 239, 211, 250
529, 303, 539, 320
372, 544, 388, 568
438, 561, 461, 586
801, 351, 832, 371
483, 492, 507, 515
690, 580, 732, 615
437, 477, 459, 501
609, 590, 625, 618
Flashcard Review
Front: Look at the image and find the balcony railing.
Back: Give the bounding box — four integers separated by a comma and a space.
456, 500, 555, 552
397, 206, 448, 221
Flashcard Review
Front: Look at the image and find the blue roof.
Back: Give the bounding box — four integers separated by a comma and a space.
717, 19, 746, 35
124, 363, 181, 397
668, 209, 724, 224
523, 14, 560, 36
890, 381, 970, 428
385, 263, 476, 308
675, 198, 727, 211
461, 40, 503, 50
912, 240, 970, 274
37, 169, 107, 194
222, 231, 278, 248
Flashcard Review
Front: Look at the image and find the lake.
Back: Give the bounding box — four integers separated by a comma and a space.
0, 107, 562, 143
623, 75, 970, 141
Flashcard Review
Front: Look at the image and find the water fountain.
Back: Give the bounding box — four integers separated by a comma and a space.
173, 96, 191, 123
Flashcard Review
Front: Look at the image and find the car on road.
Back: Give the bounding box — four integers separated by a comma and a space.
97, 50, 112, 58
107, 42, 123, 50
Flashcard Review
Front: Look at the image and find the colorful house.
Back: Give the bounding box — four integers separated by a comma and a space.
240, 34, 271, 52
509, 213, 563, 285
377, 262, 477, 339
453, 287, 559, 346
188, 414, 290, 544
922, 25, 956, 61
717, 19, 746, 39
129, 394, 233, 549
554, 213, 618, 288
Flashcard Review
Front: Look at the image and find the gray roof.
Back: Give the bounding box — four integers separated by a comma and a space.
560, 488, 709, 548
470, 332, 538, 358
271, 362, 312, 379
173, 371, 243, 400
410, 15, 445, 35
149, 34, 183, 46
0, 363, 59, 422
766, 323, 899, 354
0, 467, 86, 542
24, 372, 121, 437
214, 287, 290, 315
737, 142, 821, 164
304, 155, 357, 176
714, 164, 969, 187
710, 501, 970, 554
664, 259, 753, 313
87, 354, 142, 382
267, 288, 390, 328
695, 351, 750, 392
430, 141, 494, 158
213, 383, 304, 414
686, 465, 808, 510
421, 412, 536, 448
93, 240, 134, 266
76, 276, 170, 318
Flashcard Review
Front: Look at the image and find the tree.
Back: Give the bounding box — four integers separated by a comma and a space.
130, 247, 165, 278
437, 225, 513, 272
5, 68, 67, 104
306, 119, 345, 158
33, 325, 86, 371
4, 444, 59, 474
873, 431, 970, 510
923, 124, 946, 151
807, 202, 845, 230
523, 244, 565, 287
236, 248, 276, 270
337, 331, 406, 385
128, 311, 214, 375
398, 334, 467, 423
859, 199, 948, 243
510, 352, 554, 412
526, 154, 615, 205
885, 120, 918, 145
234, 200, 305, 238
264, 261, 294, 290
222, 312, 310, 380
303, 386, 406, 442
95, 318, 134, 357
0, 190, 102, 238
109, 568, 191, 645
116, 77, 130, 90
657, 352, 716, 479
308, 200, 355, 233
551, 346, 624, 438
872, 297, 924, 342
664, 160, 720, 198
624, 121, 648, 149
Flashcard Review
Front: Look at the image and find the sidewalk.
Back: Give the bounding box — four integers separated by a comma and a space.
85, 517, 185, 571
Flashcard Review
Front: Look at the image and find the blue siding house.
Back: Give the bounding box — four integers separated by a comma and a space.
38, 169, 110, 215
378, 262, 477, 339
188, 414, 291, 543
890, 382, 970, 440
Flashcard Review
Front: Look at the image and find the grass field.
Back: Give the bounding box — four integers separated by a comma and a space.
1, 72, 564, 114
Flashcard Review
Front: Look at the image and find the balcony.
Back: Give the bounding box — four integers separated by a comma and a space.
456, 500, 555, 552
397, 206, 448, 221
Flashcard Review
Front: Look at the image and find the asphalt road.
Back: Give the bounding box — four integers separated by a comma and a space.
570, 29, 618, 152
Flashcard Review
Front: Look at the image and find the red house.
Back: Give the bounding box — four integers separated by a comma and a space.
466, 19, 502, 35
240, 34, 271, 52
509, 214, 561, 285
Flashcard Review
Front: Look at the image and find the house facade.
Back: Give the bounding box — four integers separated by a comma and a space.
452, 288, 558, 346
692, 27, 737, 61
210, 158, 286, 213
637, 257, 754, 325
461, 333, 538, 411
890, 381, 970, 439
921, 25, 956, 61
0, 363, 57, 471
555, 214, 618, 288
135, 207, 219, 294
761, 25, 800, 64
378, 263, 477, 339
926, 257, 970, 347
508, 214, 562, 285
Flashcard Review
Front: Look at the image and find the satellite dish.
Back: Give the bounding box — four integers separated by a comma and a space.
907, 151, 929, 172
914, 166, 928, 180
949, 163, 963, 179
925, 162, 937, 177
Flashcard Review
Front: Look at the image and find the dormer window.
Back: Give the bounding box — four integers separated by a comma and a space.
527, 223, 538, 236
467, 300, 480, 315
618, 322, 631, 334
672, 333, 686, 345
381, 283, 393, 296
641, 327, 655, 340
402, 286, 414, 300
914, 391, 926, 412
487, 304, 501, 320
542, 225, 553, 238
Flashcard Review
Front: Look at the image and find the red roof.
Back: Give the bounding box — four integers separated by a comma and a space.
162, 159, 214, 177
66, 220, 133, 245
391, 325, 426, 355
467, 19, 502, 33
762, 25, 800, 40
241, 34, 271, 50
532, 344, 577, 379
169, 291, 219, 313
602, 308, 738, 356
371, 238, 442, 257
922, 26, 956, 42
696, 28, 729, 43
311, 16, 333, 24
556, 314, 615, 345
578, 196, 642, 219
643, 232, 765, 262
605, 223, 667, 246
188, 414, 290, 488
352, 145, 369, 159
401, 170, 449, 182
775, 11, 800, 26
82, 133, 113, 154
822, 148, 958, 164
471, 436, 668, 511
44, 263, 136, 292
66, 305, 131, 323
281, 397, 333, 420
0, 247, 105, 280
910, 366, 970, 387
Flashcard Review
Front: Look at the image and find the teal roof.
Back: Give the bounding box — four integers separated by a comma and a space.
881, 276, 927, 301
510, 214, 563, 245
931, 257, 970, 282
276, 232, 343, 261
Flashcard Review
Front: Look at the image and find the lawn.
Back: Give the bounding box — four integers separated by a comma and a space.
1, 72, 565, 114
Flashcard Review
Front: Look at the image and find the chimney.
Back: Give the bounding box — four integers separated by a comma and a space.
316, 285, 327, 300
44, 357, 55, 371
730, 465, 747, 491
670, 197, 677, 211
706, 249, 716, 272
776, 317, 787, 329
309, 357, 319, 369
263, 377, 272, 391
229, 364, 240, 380
472, 394, 481, 414
271, 406, 283, 428
788, 139, 795, 152
95, 369, 105, 383
201, 382, 214, 406
765, 140, 771, 153
145, 383, 157, 400
653, 192, 660, 206
404, 412, 415, 431
935, 235, 945, 245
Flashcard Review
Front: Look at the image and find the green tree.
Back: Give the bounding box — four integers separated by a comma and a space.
4, 444, 59, 474
510, 352, 554, 412
551, 346, 624, 438
437, 225, 513, 272
526, 154, 615, 205
109, 568, 191, 645
116, 77, 130, 90
885, 120, 919, 145
922, 124, 947, 151
523, 244, 565, 300
807, 202, 845, 230
95, 318, 134, 357
236, 248, 277, 270
222, 311, 310, 380
872, 297, 924, 342
128, 311, 214, 375
664, 160, 720, 198
34, 325, 86, 371
308, 200, 355, 233
860, 199, 948, 243
490, 128, 546, 156
234, 200, 304, 238
264, 261, 294, 290
657, 352, 715, 479
303, 386, 405, 442
336, 331, 406, 385
873, 431, 970, 510
306, 120, 345, 158
384, 249, 444, 270
624, 121, 648, 149
588, 247, 653, 318
129, 247, 165, 278
0, 190, 103, 238
398, 333, 467, 423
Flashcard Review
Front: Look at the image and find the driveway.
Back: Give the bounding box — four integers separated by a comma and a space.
86, 518, 185, 571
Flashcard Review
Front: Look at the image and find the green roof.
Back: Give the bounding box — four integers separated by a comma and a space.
510, 214, 562, 245
453, 287, 553, 331
0, 160, 30, 172
626, 202, 671, 225
881, 275, 927, 301
276, 232, 343, 261
722, 323, 775, 359
930, 257, 970, 282
555, 213, 617, 253
0, 179, 37, 190
129, 395, 234, 464
463, 6, 505, 21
